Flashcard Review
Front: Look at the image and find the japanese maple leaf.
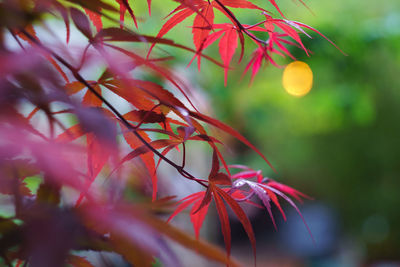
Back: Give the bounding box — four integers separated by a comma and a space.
245, 24, 299, 59
189, 23, 241, 84
262, 14, 345, 55
84, 8, 102, 32
192, 1, 215, 50
218, 26, 238, 85
268, 32, 299, 60
116, 0, 138, 28
168, 191, 210, 240
229, 165, 314, 240
146, 1, 201, 58
243, 45, 277, 84
242, 15, 344, 83
147, 0, 265, 62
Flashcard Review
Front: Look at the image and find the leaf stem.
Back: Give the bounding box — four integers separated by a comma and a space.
181, 142, 186, 169
213, 0, 268, 45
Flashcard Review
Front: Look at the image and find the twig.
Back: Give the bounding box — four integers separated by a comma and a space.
20, 29, 208, 188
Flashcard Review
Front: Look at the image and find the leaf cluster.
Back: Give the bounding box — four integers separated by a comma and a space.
0, 0, 336, 265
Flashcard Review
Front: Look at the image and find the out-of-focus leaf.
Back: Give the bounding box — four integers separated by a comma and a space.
15, 25, 70, 82
81, 203, 239, 266
96, 28, 224, 67
67, 0, 116, 12
70, 7, 93, 39
53, 2, 70, 43
75, 107, 117, 144
110, 234, 154, 267
145, 207, 238, 266
56, 124, 85, 142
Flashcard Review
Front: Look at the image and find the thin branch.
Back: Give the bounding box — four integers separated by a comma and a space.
20, 29, 208, 188
244, 20, 268, 30
181, 142, 186, 169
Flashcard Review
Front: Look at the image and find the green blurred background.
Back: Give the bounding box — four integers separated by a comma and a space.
205, 0, 400, 264
117, 0, 400, 265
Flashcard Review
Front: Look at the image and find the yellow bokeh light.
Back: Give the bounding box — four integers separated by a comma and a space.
282, 61, 313, 97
